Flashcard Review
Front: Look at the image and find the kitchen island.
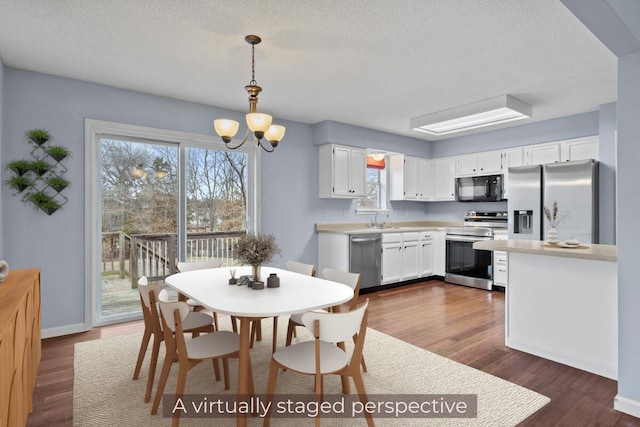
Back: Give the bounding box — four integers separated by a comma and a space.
474, 239, 618, 379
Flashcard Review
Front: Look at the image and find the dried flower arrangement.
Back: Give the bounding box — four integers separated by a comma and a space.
543, 201, 569, 228
234, 233, 281, 267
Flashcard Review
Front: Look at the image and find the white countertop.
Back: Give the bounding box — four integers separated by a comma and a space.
474, 239, 617, 262
316, 220, 459, 235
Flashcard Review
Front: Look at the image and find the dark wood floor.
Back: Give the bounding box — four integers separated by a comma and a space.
27, 280, 640, 426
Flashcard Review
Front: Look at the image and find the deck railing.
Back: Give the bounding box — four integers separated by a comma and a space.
101, 231, 246, 287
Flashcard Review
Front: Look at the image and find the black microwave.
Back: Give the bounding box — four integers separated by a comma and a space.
456, 174, 504, 202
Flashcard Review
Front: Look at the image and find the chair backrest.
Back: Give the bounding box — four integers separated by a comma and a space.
158, 300, 190, 333
322, 268, 361, 309
137, 277, 168, 309
302, 299, 369, 344
177, 259, 223, 272
286, 260, 316, 276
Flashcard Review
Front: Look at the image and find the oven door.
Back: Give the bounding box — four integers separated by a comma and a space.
445, 234, 494, 290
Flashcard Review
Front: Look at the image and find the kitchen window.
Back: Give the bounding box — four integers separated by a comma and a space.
357, 154, 387, 213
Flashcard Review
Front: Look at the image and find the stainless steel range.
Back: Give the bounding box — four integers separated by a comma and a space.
445, 211, 507, 290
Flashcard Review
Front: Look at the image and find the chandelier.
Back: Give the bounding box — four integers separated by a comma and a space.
213, 35, 285, 152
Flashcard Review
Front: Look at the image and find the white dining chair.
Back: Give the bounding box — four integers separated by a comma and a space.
155, 300, 244, 427
263, 300, 373, 427
176, 259, 223, 330
132, 276, 214, 404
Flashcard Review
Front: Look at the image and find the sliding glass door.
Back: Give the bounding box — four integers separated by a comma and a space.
88, 120, 257, 326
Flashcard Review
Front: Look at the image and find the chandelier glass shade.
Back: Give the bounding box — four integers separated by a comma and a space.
213, 35, 286, 152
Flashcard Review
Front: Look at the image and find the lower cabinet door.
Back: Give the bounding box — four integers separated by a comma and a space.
382, 243, 403, 284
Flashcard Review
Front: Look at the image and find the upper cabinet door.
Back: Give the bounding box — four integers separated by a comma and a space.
332, 145, 352, 196
418, 158, 433, 200
318, 144, 367, 198
403, 156, 419, 199
456, 154, 478, 177
478, 150, 503, 174
434, 157, 456, 200
525, 143, 561, 165
561, 136, 599, 162
348, 147, 367, 197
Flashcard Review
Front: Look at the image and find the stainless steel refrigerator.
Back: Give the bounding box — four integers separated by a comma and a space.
507, 159, 599, 243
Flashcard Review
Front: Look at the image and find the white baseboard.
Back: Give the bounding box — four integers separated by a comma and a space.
507, 338, 617, 380
41, 323, 88, 339
615, 395, 640, 419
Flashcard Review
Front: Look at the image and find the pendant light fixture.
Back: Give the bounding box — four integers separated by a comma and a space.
214, 35, 286, 152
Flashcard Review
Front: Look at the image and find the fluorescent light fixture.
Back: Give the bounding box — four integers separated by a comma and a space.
410, 95, 532, 136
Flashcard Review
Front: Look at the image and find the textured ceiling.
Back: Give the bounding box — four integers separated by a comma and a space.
0, 0, 617, 141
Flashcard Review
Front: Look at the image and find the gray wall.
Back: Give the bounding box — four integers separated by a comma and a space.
561, 0, 640, 412
617, 50, 640, 410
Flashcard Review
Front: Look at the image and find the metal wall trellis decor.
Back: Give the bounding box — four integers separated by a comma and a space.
3, 128, 71, 215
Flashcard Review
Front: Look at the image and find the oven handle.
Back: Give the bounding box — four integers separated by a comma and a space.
446, 235, 493, 243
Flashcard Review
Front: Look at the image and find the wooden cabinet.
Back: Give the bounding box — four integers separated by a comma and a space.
319, 144, 367, 198
419, 231, 434, 277
0, 269, 41, 427
382, 233, 403, 284
433, 157, 456, 201
561, 136, 599, 162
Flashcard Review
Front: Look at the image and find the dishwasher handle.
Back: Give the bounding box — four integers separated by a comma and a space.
351, 237, 382, 243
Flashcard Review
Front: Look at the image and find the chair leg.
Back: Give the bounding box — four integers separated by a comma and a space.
352, 370, 375, 427
231, 316, 238, 333
212, 312, 219, 331
272, 317, 278, 353
151, 352, 174, 415
353, 334, 368, 372
172, 365, 188, 427
285, 320, 295, 347
256, 319, 262, 341
263, 360, 280, 427
133, 329, 151, 380
337, 341, 351, 394
221, 358, 230, 390
213, 358, 221, 382
144, 337, 162, 402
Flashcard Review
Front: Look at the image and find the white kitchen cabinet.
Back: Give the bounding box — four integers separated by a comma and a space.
456, 151, 503, 177
478, 150, 504, 174
317, 232, 349, 274
561, 136, 599, 162
389, 155, 433, 201
418, 158, 434, 200
433, 157, 456, 201
382, 233, 403, 284
401, 232, 419, 280
319, 144, 367, 198
419, 231, 434, 277
525, 142, 561, 165
502, 147, 525, 199
456, 154, 479, 177
432, 230, 446, 276
493, 251, 508, 288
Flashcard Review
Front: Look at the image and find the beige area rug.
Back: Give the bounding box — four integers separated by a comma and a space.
74, 317, 549, 426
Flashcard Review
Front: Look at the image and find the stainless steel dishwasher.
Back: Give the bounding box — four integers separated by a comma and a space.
349, 234, 382, 289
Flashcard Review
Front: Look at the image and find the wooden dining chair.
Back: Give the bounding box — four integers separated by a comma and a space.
132, 276, 215, 404
263, 300, 374, 427
285, 267, 367, 373
156, 300, 245, 427
264, 261, 316, 353
176, 259, 223, 330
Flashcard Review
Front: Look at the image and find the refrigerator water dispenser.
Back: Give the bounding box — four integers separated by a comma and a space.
514, 210, 534, 235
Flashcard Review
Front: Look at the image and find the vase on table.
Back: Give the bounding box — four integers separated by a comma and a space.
546, 227, 559, 244
252, 264, 261, 282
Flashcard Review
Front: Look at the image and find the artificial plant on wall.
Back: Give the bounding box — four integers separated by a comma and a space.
3, 128, 71, 215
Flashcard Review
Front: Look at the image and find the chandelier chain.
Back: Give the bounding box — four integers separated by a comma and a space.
250, 42, 257, 87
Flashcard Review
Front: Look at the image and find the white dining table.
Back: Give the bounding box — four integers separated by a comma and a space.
164, 265, 354, 427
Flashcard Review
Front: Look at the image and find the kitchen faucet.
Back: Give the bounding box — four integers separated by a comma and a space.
371, 210, 388, 228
